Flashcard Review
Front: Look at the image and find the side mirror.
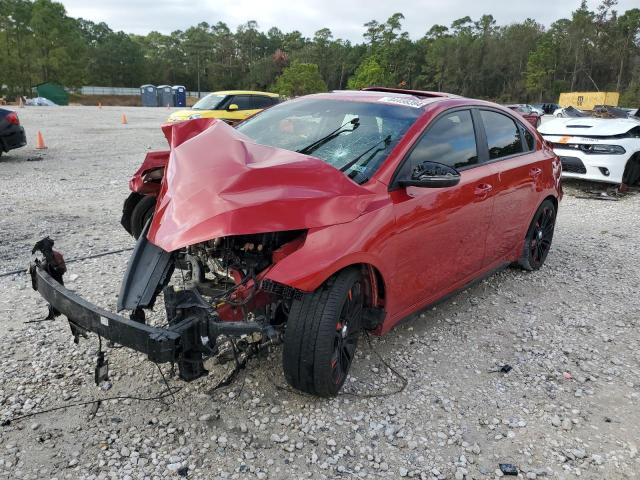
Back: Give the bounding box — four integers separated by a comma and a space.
227, 103, 239, 111
399, 161, 461, 188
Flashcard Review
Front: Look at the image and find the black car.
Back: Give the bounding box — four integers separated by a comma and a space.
0, 108, 27, 157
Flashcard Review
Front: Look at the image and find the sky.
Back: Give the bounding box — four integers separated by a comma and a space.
60, 0, 638, 42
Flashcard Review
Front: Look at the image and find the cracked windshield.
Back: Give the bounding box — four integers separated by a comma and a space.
237, 97, 421, 183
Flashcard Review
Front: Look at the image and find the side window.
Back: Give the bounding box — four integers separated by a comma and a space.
480, 110, 524, 159
251, 96, 275, 109
406, 110, 478, 170
521, 125, 535, 151
230, 95, 255, 110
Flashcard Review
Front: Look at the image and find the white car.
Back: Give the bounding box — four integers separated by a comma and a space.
539, 117, 640, 185
552, 106, 586, 118
528, 104, 544, 116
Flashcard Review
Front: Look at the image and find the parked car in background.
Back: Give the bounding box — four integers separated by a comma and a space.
553, 106, 588, 118
539, 116, 640, 185
0, 108, 26, 157
506, 104, 542, 128
534, 103, 561, 115
167, 90, 280, 125
35, 88, 561, 397
528, 104, 544, 115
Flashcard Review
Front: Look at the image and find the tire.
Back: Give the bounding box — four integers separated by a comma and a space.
518, 199, 556, 271
622, 153, 640, 186
282, 268, 364, 397
130, 195, 156, 239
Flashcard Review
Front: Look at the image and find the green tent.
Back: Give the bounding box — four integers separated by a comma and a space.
34, 82, 69, 106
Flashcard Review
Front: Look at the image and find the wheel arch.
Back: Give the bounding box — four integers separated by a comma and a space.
266, 254, 388, 309
331, 262, 386, 310
543, 194, 558, 212
622, 151, 640, 186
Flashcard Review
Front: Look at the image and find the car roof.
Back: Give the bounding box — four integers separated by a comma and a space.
305, 88, 459, 109
211, 90, 279, 97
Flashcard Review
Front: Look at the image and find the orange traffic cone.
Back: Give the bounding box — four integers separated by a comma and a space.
35, 131, 47, 149
121, 113, 128, 124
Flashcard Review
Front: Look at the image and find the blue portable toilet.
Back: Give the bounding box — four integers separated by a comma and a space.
172, 86, 186, 107
157, 85, 173, 107
140, 85, 157, 107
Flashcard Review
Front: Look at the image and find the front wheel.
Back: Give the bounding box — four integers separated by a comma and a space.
130, 195, 156, 239
282, 268, 364, 396
518, 199, 556, 271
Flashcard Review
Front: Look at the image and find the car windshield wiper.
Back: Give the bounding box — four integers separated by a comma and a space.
339, 135, 392, 174
297, 118, 360, 155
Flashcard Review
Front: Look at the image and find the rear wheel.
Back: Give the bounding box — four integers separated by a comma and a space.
518, 199, 556, 271
283, 268, 364, 396
131, 195, 156, 239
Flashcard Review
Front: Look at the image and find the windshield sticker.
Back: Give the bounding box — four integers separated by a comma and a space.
377, 96, 431, 108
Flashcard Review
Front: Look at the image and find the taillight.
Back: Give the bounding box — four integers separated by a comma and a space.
6, 112, 19, 125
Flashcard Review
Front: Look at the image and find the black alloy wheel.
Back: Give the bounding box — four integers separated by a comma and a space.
519, 199, 556, 271
330, 280, 363, 387
283, 268, 364, 396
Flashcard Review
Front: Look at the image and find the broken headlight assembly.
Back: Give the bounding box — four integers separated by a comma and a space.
142, 167, 165, 183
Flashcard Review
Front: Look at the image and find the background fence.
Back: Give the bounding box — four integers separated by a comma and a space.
77, 86, 210, 97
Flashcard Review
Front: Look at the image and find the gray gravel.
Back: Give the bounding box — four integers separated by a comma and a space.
1, 107, 639, 479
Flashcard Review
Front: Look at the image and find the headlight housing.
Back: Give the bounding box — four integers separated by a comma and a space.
188, 113, 202, 120
581, 144, 626, 155
142, 167, 165, 182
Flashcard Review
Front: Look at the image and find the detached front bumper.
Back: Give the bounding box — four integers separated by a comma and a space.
31, 264, 181, 363
30, 261, 266, 380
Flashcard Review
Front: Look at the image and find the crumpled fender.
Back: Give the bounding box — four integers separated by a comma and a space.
264, 202, 395, 293
147, 118, 376, 252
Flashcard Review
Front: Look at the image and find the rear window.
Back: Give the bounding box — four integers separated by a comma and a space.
480, 110, 524, 159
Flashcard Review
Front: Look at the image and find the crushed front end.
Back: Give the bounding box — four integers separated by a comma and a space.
30, 227, 307, 383
29, 118, 376, 388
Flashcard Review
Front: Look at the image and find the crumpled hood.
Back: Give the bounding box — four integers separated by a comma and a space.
539, 117, 640, 137
147, 118, 374, 252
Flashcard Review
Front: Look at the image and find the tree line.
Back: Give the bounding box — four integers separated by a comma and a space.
1, 0, 639, 105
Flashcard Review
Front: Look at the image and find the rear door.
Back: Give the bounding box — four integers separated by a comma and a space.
477, 109, 543, 266
390, 109, 498, 311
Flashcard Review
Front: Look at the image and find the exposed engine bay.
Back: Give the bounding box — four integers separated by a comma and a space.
113, 227, 310, 382
181, 230, 306, 322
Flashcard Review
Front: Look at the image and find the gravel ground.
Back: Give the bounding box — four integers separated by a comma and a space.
0, 107, 639, 480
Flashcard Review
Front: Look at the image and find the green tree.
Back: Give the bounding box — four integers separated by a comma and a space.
29, 0, 87, 86
273, 62, 327, 97
347, 56, 389, 89
525, 34, 555, 100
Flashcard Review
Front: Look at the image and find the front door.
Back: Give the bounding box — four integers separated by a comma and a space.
389, 109, 497, 312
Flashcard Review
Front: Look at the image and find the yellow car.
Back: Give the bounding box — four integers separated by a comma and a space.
168, 90, 280, 124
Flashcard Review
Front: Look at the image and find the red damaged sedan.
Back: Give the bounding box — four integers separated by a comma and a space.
31, 88, 561, 396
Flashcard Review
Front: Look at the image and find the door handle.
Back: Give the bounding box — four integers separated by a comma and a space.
474, 184, 493, 196
529, 167, 542, 177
